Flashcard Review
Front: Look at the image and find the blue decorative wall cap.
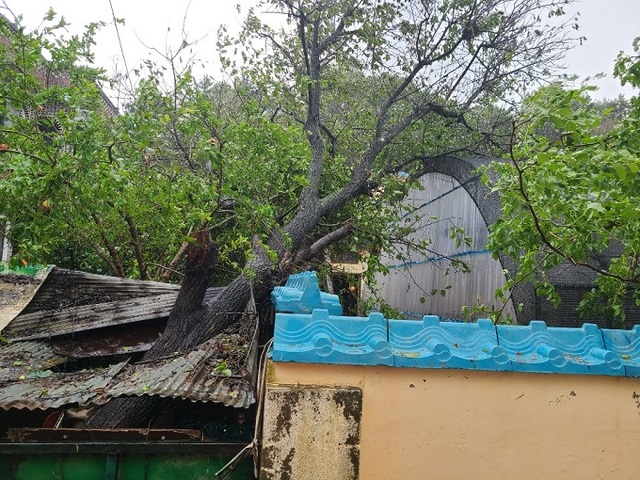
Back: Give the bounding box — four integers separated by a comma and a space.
271, 271, 342, 315
496, 321, 623, 375
601, 325, 640, 377
272, 308, 392, 366
389, 316, 509, 371
270, 271, 639, 376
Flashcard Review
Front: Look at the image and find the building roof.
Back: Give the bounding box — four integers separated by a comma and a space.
0, 267, 258, 411
0, 13, 119, 117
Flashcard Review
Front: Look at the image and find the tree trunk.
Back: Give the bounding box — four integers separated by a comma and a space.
84, 232, 274, 428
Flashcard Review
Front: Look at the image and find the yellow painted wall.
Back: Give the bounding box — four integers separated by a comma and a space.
266, 361, 640, 479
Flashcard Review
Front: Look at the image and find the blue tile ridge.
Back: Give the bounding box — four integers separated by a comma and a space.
495, 321, 623, 375
389, 316, 509, 371
601, 325, 640, 377
271, 271, 636, 376
272, 309, 392, 366
271, 271, 342, 315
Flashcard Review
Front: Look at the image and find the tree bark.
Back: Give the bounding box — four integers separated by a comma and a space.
84, 232, 274, 428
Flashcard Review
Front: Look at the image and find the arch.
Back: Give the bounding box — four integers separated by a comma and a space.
419, 156, 501, 229
417, 156, 640, 327
415, 156, 535, 324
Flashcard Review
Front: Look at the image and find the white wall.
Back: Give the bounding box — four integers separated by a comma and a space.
0, 218, 11, 263
369, 172, 514, 320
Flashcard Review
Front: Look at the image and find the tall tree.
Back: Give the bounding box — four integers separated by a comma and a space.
87, 0, 578, 427
2, 1, 578, 426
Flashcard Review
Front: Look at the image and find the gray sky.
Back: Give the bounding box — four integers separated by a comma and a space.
562, 0, 639, 99
3, 0, 639, 100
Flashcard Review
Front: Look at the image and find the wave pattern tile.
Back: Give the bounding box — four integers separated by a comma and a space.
602, 325, 640, 377
389, 316, 509, 370
272, 309, 392, 366
271, 271, 640, 377
496, 321, 623, 375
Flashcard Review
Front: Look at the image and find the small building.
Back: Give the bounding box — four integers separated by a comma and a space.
0, 266, 258, 479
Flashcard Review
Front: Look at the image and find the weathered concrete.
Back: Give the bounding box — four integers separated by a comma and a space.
260, 385, 361, 480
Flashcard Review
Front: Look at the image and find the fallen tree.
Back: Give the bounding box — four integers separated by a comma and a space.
85, 0, 578, 427
1, 1, 579, 427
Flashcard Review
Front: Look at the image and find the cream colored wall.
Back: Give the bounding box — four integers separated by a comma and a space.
267, 361, 640, 480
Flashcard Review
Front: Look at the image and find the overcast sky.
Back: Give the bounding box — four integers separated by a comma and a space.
2, 0, 639, 102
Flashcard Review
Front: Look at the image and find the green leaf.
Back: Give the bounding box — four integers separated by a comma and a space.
586, 201, 604, 213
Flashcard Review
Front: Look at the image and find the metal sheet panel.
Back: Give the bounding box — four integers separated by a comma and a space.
0, 266, 53, 333
0, 315, 258, 410
105, 315, 259, 408
20, 268, 181, 313
0, 361, 127, 411
4, 294, 179, 341
0, 340, 67, 380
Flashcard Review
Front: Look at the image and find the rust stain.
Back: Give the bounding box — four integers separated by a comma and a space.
549, 391, 578, 406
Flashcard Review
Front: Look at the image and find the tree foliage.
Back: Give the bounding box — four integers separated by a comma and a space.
0, 1, 581, 426
485, 39, 640, 324
217, 0, 577, 278
0, 14, 309, 280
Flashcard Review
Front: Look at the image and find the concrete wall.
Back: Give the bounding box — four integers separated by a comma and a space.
262, 361, 640, 480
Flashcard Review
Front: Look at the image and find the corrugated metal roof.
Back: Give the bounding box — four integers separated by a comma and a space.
2, 267, 226, 342
4, 293, 181, 341
0, 314, 259, 411
20, 269, 182, 313
0, 265, 257, 412
0, 361, 127, 411
104, 315, 259, 408
0, 340, 67, 380
0, 266, 53, 332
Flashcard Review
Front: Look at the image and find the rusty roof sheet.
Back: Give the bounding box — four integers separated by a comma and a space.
3, 268, 225, 341
21, 268, 182, 313
0, 264, 256, 412
4, 293, 181, 341
0, 361, 127, 411
0, 266, 53, 333
0, 340, 67, 380
0, 314, 258, 410
104, 314, 258, 408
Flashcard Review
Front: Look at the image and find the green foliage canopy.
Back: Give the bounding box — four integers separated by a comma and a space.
485, 39, 640, 323
0, 14, 309, 279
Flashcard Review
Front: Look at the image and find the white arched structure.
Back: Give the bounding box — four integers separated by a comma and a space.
370, 170, 515, 321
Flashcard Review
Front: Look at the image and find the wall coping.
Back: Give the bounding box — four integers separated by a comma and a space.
271, 272, 640, 377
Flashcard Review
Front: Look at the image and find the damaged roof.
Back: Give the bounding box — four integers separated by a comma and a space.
0, 267, 258, 411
